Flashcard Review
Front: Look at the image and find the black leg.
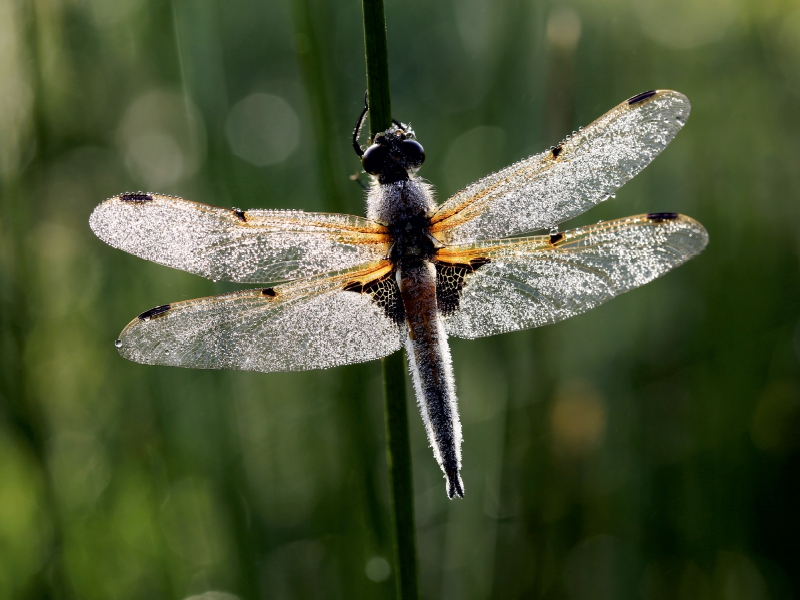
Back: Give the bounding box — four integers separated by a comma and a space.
352, 91, 369, 157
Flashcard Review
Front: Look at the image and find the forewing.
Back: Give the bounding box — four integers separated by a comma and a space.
437, 214, 708, 339
90, 193, 391, 283
116, 261, 403, 372
430, 91, 691, 244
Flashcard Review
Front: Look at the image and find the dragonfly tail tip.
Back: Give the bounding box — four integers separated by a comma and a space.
446, 470, 464, 499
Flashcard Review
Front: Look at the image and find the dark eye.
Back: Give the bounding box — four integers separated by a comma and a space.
401, 140, 425, 169
361, 144, 389, 175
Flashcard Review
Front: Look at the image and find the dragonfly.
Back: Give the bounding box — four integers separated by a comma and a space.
90, 89, 707, 499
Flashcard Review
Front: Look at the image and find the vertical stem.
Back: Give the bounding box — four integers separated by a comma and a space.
362, 1, 418, 597
361, 0, 392, 133
382, 352, 418, 600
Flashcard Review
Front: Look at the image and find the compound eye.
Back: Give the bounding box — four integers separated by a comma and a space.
401, 139, 425, 169
361, 144, 389, 175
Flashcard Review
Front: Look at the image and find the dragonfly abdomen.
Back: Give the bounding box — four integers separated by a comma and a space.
398, 261, 464, 499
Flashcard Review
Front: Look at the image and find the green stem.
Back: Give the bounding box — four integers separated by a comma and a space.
381, 351, 418, 600
361, 0, 392, 134
361, 1, 419, 597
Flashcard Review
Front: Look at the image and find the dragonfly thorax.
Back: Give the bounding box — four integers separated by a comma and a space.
366, 176, 436, 225
388, 214, 437, 266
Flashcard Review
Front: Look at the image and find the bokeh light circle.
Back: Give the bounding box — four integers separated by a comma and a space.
225, 93, 300, 166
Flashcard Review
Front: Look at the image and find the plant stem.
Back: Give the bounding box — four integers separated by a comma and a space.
381, 351, 418, 600
361, 0, 392, 134
361, 1, 419, 597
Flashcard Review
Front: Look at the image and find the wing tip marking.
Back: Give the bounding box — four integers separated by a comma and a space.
261, 287, 277, 297
138, 304, 171, 320
233, 208, 247, 222
119, 192, 154, 203
627, 90, 657, 105
646, 212, 680, 222
550, 232, 565, 245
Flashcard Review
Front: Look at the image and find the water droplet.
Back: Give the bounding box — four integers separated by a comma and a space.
143, 317, 151, 322
114, 339, 123, 348
610, 193, 616, 198
365, 556, 391, 582
549, 225, 559, 236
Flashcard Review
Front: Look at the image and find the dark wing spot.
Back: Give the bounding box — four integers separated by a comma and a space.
550, 232, 564, 244
435, 258, 491, 317
343, 272, 405, 325
233, 209, 247, 222
627, 90, 657, 105
120, 192, 153, 203
138, 304, 171, 320
551, 145, 563, 158
261, 287, 277, 297
343, 271, 406, 325
364, 275, 405, 325
647, 212, 679, 222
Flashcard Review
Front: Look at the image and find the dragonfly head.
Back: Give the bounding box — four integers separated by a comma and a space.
362, 125, 425, 184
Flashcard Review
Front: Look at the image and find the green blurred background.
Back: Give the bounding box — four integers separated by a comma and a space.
1, 0, 800, 598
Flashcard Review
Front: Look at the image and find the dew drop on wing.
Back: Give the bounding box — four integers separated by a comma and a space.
114, 339, 122, 348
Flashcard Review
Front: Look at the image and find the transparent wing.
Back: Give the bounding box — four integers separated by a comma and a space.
430, 91, 691, 244
116, 261, 403, 372
436, 214, 708, 339
89, 192, 391, 283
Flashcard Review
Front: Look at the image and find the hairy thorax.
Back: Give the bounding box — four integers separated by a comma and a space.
366, 177, 435, 225
367, 177, 438, 266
